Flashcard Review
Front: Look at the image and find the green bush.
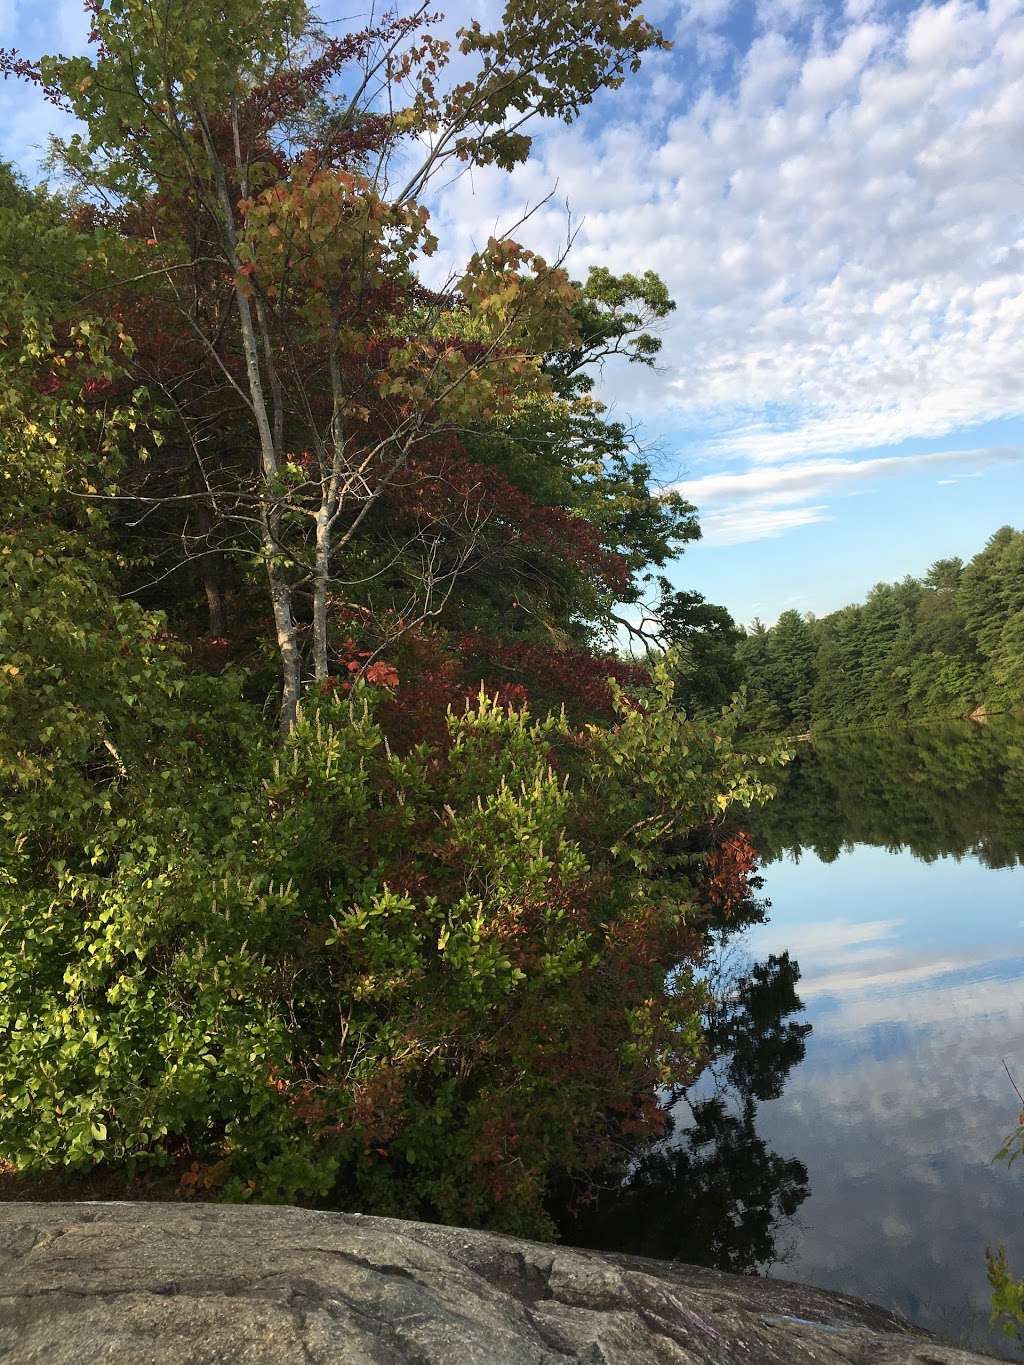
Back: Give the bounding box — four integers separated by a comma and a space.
987, 1121, 1024, 1342
0, 543, 781, 1234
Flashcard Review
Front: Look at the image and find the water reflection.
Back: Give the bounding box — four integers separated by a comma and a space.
561, 950, 813, 1275
745, 719, 1024, 1358
752, 717, 1024, 868
565, 719, 1024, 1359
703, 950, 812, 1104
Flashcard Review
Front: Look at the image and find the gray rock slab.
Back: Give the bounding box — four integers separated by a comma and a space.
0, 1200, 1004, 1363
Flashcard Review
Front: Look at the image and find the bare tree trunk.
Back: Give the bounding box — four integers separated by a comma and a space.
258, 474, 302, 733
196, 104, 302, 733
268, 549, 303, 728
230, 278, 301, 730
313, 328, 348, 682
313, 507, 330, 681
202, 566, 227, 637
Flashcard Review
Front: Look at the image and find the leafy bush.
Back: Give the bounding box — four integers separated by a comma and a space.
0, 553, 781, 1234
987, 1246, 1024, 1343
987, 1119, 1024, 1342
0, 2, 781, 1236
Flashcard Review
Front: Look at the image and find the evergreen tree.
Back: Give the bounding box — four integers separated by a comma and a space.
759, 610, 816, 727
735, 529, 1024, 730
959, 526, 1018, 660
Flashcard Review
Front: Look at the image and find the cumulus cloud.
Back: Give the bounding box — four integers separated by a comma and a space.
678, 0, 739, 26
429, 0, 1024, 477
751, 973, 1024, 1340
4, 0, 1023, 551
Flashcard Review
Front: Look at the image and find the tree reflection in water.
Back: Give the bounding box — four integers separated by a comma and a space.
749, 718, 1024, 868
557, 948, 812, 1274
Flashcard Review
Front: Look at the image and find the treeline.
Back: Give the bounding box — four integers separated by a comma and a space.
736, 527, 1024, 729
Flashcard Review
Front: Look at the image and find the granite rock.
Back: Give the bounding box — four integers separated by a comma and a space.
0, 1201, 1003, 1363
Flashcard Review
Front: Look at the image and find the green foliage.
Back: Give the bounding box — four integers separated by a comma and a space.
545, 265, 676, 400
0, 594, 785, 1230
41, 0, 309, 199
988, 1114, 1024, 1343
752, 609, 816, 728
0, 524, 259, 1172
987, 1246, 1024, 1343
737, 528, 1024, 731
648, 582, 744, 712
0, 0, 775, 1243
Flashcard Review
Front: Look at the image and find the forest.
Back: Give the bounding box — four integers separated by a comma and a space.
735, 526, 1024, 731
0, 0, 787, 1237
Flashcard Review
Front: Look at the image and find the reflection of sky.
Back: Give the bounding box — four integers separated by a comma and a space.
747, 845, 1024, 1358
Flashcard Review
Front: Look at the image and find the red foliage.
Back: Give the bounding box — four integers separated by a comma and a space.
0, 47, 71, 111
352, 1065, 407, 1151
365, 661, 400, 688
241, 14, 438, 153
373, 631, 466, 751
699, 829, 760, 916
359, 624, 650, 759
604, 902, 704, 980
393, 448, 632, 596
456, 632, 649, 716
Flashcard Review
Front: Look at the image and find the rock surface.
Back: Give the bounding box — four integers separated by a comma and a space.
0, 1201, 1003, 1363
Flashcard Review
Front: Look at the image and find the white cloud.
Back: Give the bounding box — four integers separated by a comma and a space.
799, 956, 967, 996
430, 0, 1024, 474
747, 915, 902, 960
678, 0, 738, 27
672, 445, 1022, 541
905, 0, 990, 67
799, 23, 886, 104
696, 504, 831, 545
677, 445, 1020, 501
4, 0, 1024, 554
756, 0, 816, 31
739, 32, 800, 106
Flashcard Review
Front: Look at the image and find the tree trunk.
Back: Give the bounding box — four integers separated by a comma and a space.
198, 106, 301, 734
313, 507, 330, 681
193, 493, 227, 637
269, 562, 303, 733
203, 570, 227, 638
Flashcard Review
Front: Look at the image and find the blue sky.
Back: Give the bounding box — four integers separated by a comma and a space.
3, 0, 1023, 624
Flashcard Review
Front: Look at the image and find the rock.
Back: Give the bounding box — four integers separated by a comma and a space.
0, 1201, 1003, 1363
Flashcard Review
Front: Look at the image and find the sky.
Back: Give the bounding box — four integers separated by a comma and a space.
2, 0, 1023, 624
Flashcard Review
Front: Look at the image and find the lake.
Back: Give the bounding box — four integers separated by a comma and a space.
567, 719, 1024, 1360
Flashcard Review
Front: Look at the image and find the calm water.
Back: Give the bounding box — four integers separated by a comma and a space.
571, 719, 1024, 1359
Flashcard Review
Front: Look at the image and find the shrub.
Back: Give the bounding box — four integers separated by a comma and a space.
0, 560, 781, 1235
